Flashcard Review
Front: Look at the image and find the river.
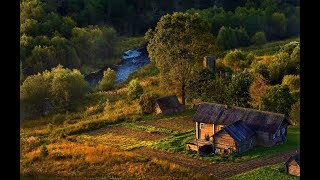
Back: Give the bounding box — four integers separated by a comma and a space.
84, 46, 150, 85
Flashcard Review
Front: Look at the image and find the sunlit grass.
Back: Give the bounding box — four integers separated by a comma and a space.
228, 163, 300, 180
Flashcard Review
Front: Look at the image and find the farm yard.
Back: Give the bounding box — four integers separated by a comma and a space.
20, 109, 300, 179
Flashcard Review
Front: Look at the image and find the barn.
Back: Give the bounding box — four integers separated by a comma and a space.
153, 95, 184, 115
285, 153, 300, 176
192, 103, 291, 147
213, 120, 256, 154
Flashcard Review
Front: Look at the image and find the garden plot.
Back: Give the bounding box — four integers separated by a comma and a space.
137, 116, 195, 132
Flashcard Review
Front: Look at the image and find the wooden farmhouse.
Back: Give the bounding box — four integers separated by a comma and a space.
154, 95, 184, 115
285, 153, 300, 176
187, 103, 291, 154
212, 120, 256, 154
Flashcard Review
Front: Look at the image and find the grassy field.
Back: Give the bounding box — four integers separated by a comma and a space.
151, 126, 300, 162
241, 36, 300, 55
228, 163, 300, 180
21, 140, 206, 179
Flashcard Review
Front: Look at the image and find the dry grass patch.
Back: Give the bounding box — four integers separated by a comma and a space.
21, 140, 204, 179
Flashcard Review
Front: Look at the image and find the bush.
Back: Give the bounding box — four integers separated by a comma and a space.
251, 32, 267, 45
261, 85, 294, 115
282, 75, 300, 91
223, 49, 254, 72
127, 79, 143, 100
139, 93, 160, 114
20, 65, 90, 116
40, 145, 49, 157
99, 68, 116, 91
289, 100, 300, 125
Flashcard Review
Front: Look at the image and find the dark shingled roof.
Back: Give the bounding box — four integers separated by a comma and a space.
193, 103, 290, 133
155, 95, 184, 114
214, 120, 255, 143
285, 153, 300, 166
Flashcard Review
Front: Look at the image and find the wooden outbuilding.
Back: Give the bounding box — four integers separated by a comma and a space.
213, 120, 256, 154
154, 95, 184, 115
191, 103, 291, 148
285, 153, 300, 176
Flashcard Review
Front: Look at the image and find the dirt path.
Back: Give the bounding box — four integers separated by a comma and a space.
134, 148, 298, 179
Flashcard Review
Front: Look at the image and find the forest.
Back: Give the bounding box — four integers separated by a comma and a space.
21, 0, 299, 76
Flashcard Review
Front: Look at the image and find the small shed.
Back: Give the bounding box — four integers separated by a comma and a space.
213, 120, 256, 154
285, 153, 300, 176
154, 95, 184, 115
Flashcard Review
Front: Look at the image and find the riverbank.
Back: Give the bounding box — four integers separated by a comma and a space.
84, 45, 149, 85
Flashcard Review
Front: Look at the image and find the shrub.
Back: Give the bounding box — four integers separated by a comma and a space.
127, 79, 143, 100
282, 75, 300, 91
139, 93, 160, 114
289, 100, 300, 125
20, 65, 90, 116
40, 145, 49, 157
251, 32, 267, 45
99, 68, 116, 91
261, 85, 294, 115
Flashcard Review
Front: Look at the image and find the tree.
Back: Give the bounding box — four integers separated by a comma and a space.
207, 77, 231, 104
251, 31, 267, 45
267, 52, 292, 84
227, 72, 254, 107
127, 79, 143, 100
250, 61, 270, 80
99, 68, 116, 91
282, 75, 300, 91
289, 99, 300, 125
217, 26, 238, 50
145, 12, 217, 104
217, 26, 250, 49
223, 49, 254, 72
20, 72, 52, 116
186, 69, 215, 101
139, 93, 159, 114
266, 12, 288, 40
50, 65, 89, 112
249, 74, 270, 109
261, 85, 294, 115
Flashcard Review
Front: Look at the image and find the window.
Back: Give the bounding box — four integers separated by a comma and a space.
277, 130, 280, 136
200, 123, 205, 129
282, 128, 286, 134
272, 134, 275, 139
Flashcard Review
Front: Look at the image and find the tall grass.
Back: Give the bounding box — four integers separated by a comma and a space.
21, 140, 203, 179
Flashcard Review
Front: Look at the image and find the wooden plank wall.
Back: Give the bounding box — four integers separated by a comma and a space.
214, 131, 237, 152
200, 123, 213, 139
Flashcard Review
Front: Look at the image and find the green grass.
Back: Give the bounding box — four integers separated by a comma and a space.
228, 163, 300, 180
152, 130, 195, 153
151, 127, 300, 162
231, 127, 300, 162
241, 37, 300, 56
115, 36, 145, 56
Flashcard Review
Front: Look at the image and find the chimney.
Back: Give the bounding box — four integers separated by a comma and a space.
203, 56, 216, 74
